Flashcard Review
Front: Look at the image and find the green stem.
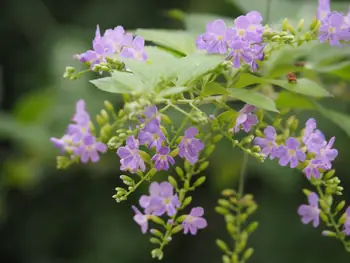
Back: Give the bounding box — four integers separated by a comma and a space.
238, 152, 249, 197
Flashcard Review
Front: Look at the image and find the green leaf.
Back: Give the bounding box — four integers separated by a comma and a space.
135, 29, 197, 55
202, 82, 229, 96
317, 104, 350, 138
234, 73, 262, 88
227, 0, 300, 23
308, 61, 350, 80
270, 78, 332, 98
176, 54, 224, 86
275, 91, 316, 109
235, 74, 332, 98
90, 72, 144, 94
229, 88, 278, 112
157, 86, 188, 98
217, 110, 237, 123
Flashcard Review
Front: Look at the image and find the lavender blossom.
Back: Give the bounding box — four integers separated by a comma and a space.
139, 182, 180, 216
303, 118, 326, 154
183, 207, 208, 235
117, 136, 146, 173
297, 192, 320, 227
151, 147, 175, 171
234, 104, 258, 133
227, 39, 253, 68
138, 105, 166, 150
318, 137, 338, 167
319, 12, 349, 46
196, 19, 228, 54
178, 127, 204, 165
277, 137, 306, 168
343, 207, 350, 236
232, 14, 263, 42
51, 99, 107, 164
74, 135, 107, 163
132, 206, 149, 234
303, 158, 328, 180
121, 36, 148, 61
317, 0, 330, 20
253, 126, 278, 159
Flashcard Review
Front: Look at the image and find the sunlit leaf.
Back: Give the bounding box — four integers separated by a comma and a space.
229, 88, 278, 112
157, 86, 188, 98
317, 104, 350, 138
90, 72, 144, 94
275, 91, 316, 109
308, 61, 350, 80
175, 54, 224, 86
135, 29, 197, 55
270, 78, 332, 98
217, 110, 237, 123
202, 82, 230, 96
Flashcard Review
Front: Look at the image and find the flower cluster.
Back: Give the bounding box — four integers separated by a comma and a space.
317, 0, 350, 46
51, 100, 107, 163
117, 105, 204, 173
196, 11, 265, 71
132, 182, 207, 235
76, 25, 147, 68
254, 118, 337, 176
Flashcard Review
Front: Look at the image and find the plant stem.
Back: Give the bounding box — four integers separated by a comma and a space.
238, 152, 249, 197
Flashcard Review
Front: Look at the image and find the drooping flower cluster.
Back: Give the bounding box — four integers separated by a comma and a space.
51, 100, 107, 163
234, 104, 258, 133
196, 11, 265, 71
254, 118, 337, 178
117, 106, 204, 173
76, 25, 147, 68
302, 118, 338, 179
317, 0, 350, 46
132, 182, 207, 235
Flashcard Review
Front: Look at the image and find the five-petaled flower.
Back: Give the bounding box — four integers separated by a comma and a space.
297, 192, 320, 227
234, 104, 258, 133
117, 136, 146, 173
276, 137, 306, 168
178, 127, 204, 165
254, 125, 278, 159
343, 207, 350, 236
182, 207, 208, 235
152, 147, 175, 171
132, 206, 149, 234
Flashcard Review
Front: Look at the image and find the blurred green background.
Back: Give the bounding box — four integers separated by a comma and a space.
1, 0, 350, 262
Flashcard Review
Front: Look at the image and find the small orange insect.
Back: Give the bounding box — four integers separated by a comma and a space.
287, 72, 297, 84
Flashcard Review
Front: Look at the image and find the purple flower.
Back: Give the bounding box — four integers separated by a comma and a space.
121, 36, 148, 61
74, 135, 107, 163
343, 207, 350, 236
117, 136, 146, 173
234, 104, 258, 133
303, 158, 328, 180
139, 182, 180, 216
132, 206, 149, 234
303, 118, 326, 154
103, 26, 126, 52
227, 39, 252, 68
178, 127, 204, 165
297, 192, 320, 227
183, 207, 208, 235
138, 105, 166, 150
232, 14, 263, 42
77, 25, 115, 67
50, 134, 75, 153
196, 19, 228, 54
151, 147, 175, 171
318, 137, 338, 167
317, 0, 330, 20
277, 137, 306, 168
319, 12, 349, 46
71, 100, 90, 125
253, 126, 278, 159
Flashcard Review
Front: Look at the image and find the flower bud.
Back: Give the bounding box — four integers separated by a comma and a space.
216, 239, 230, 252
171, 225, 183, 234
101, 109, 109, 122
150, 229, 163, 238
322, 230, 337, 237
182, 196, 192, 208
243, 248, 254, 261
297, 19, 305, 32
168, 176, 178, 189
282, 18, 289, 31
104, 100, 114, 112
193, 176, 206, 188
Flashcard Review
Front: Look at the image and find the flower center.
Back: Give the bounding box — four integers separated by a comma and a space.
238, 29, 245, 36
288, 149, 296, 156
164, 198, 171, 205
328, 26, 335, 33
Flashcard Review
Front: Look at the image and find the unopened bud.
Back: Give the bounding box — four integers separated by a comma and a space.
297, 19, 305, 32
